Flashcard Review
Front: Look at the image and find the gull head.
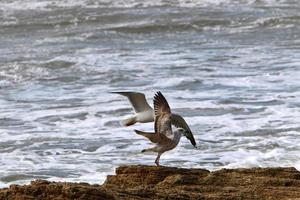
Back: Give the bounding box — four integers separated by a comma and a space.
176, 128, 198, 149
176, 128, 188, 136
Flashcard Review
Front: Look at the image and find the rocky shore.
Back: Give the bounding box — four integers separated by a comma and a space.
1, 165, 300, 200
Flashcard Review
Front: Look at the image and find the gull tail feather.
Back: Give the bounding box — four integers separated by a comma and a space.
141, 147, 156, 153
134, 130, 159, 143
122, 117, 136, 126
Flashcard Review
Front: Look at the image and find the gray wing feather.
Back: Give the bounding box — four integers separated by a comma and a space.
110, 92, 153, 113
153, 92, 173, 141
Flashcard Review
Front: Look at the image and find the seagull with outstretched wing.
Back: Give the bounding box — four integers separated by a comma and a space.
135, 91, 188, 166
110, 91, 197, 148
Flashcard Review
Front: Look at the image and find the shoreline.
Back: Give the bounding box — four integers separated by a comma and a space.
1, 165, 300, 199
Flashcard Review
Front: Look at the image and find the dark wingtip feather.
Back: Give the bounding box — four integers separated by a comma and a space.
190, 137, 197, 147
185, 130, 197, 147
153, 91, 170, 116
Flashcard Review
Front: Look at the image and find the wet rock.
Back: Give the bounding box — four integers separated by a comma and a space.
1, 165, 300, 199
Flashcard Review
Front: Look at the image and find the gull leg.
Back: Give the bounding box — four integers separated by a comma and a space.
155, 153, 162, 166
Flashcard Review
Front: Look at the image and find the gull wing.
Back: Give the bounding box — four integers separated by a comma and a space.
110, 92, 153, 113
171, 114, 197, 147
153, 92, 173, 141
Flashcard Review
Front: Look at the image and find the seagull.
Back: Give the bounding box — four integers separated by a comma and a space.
111, 91, 197, 148
134, 91, 188, 166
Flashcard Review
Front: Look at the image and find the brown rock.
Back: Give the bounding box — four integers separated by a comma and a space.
1, 165, 300, 200
0, 179, 114, 200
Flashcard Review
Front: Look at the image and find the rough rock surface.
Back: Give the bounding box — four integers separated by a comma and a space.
1, 165, 300, 199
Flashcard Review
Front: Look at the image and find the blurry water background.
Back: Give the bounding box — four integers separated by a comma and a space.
1, 0, 300, 187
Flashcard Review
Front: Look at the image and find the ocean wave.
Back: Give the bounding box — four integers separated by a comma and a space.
0, 63, 50, 87
0, 0, 297, 11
